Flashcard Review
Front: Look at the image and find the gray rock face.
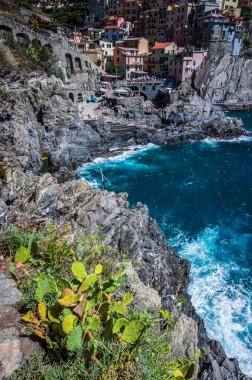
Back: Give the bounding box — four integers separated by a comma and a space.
124, 263, 162, 311
194, 52, 252, 103
171, 314, 200, 380
0, 272, 22, 306
0, 273, 41, 379
171, 314, 200, 361
0, 74, 247, 183
199, 340, 250, 380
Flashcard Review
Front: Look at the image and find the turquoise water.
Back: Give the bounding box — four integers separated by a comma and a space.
78, 111, 252, 375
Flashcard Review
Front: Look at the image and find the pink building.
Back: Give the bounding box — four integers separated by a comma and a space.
114, 38, 149, 79
168, 48, 208, 82
104, 17, 125, 28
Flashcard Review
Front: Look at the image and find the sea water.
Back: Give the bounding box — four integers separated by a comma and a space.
78, 111, 252, 375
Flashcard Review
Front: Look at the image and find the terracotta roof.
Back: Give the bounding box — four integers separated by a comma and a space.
152, 42, 175, 49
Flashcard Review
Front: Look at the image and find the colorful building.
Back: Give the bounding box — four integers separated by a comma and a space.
114, 37, 149, 78
99, 40, 114, 70
104, 0, 143, 20
221, 0, 239, 9
165, 3, 192, 47
144, 41, 178, 76
168, 47, 208, 82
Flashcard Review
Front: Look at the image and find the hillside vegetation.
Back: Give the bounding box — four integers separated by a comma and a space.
0, 224, 201, 380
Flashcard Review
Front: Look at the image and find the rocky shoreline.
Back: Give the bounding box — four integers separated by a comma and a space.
0, 73, 251, 379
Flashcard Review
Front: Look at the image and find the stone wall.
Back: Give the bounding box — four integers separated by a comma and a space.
0, 14, 103, 84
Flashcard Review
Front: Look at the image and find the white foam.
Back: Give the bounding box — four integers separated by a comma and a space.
86, 179, 100, 188
200, 137, 219, 148
175, 226, 252, 376
201, 135, 252, 145
77, 143, 159, 171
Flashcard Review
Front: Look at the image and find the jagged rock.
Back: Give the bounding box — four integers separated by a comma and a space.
0, 272, 22, 305
194, 52, 252, 103
0, 74, 247, 183
124, 263, 162, 311
171, 314, 200, 360
171, 314, 200, 380
0, 273, 41, 379
198, 340, 250, 380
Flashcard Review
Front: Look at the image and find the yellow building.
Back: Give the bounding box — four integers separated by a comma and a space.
222, 0, 239, 10
144, 41, 178, 76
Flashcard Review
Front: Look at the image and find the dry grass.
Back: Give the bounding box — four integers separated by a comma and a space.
0, 40, 18, 69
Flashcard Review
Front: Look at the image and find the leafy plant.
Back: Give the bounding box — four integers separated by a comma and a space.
20, 260, 150, 360
2, 225, 198, 380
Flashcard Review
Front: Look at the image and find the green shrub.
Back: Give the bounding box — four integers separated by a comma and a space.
2, 225, 198, 380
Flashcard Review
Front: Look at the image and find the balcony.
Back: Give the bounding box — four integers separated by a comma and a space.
127, 61, 143, 65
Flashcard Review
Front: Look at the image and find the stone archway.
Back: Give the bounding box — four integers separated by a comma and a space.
44, 43, 53, 53
65, 53, 74, 73
0, 24, 12, 37
0, 25, 13, 44
0, 25, 12, 32
69, 93, 74, 103
16, 32, 30, 46
75, 57, 82, 71
140, 92, 148, 100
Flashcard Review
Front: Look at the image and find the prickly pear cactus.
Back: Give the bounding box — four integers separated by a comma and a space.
121, 320, 146, 344
14, 246, 30, 263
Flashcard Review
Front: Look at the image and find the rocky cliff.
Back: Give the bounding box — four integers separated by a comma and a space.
193, 46, 252, 103
0, 74, 246, 179
0, 72, 250, 379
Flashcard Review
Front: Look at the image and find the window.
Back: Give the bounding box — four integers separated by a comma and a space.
117, 58, 120, 62
152, 85, 156, 90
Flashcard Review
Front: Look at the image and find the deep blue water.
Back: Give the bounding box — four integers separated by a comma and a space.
78, 111, 252, 375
